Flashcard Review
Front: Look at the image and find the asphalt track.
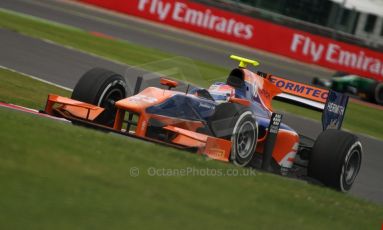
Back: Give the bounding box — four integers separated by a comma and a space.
0, 0, 382, 204
0, 0, 334, 83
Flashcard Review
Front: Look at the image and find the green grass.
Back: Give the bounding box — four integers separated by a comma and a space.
0, 68, 70, 108
0, 70, 383, 230
0, 8, 382, 139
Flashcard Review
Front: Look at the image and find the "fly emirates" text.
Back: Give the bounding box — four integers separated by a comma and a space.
138, 0, 254, 40
291, 33, 383, 78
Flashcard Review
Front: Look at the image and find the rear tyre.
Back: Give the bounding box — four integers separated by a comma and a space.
308, 129, 362, 192
71, 68, 131, 126
366, 82, 383, 105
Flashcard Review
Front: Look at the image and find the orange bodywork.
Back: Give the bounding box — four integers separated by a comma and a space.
266, 74, 328, 103
114, 87, 177, 113
150, 114, 204, 131
164, 126, 231, 161
45, 94, 104, 120
241, 69, 282, 111
240, 69, 300, 167
112, 87, 232, 161
44, 78, 299, 167
256, 129, 299, 168
228, 97, 251, 107
160, 78, 178, 88
113, 87, 177, 136
44, 88, 232, 162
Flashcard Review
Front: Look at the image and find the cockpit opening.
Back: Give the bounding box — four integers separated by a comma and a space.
227, 68, 245, 88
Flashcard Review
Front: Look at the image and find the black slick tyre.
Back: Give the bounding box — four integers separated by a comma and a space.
308, 129, 362, 192
71, 68, 131, 126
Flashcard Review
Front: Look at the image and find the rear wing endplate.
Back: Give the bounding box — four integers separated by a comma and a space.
321, 90, 349, 130
257, 72, 349, 130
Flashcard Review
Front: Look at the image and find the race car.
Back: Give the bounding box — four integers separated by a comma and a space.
312, 72, 383, 105
43, 55, 362, 192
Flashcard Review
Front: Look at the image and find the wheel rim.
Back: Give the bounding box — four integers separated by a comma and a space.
99, 80, 125, 106
344, 148, 361, 185
236, 121, 256, 158
96, 81, 125, 126
100, 87, 124, 109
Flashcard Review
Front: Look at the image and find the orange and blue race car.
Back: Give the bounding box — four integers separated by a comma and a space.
43, 55, 362, 192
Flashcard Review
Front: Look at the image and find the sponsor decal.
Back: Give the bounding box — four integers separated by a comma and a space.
291, 33, 383, 80
322, 90, 348, 130
326, 102, 345, 116
128, 95, 158, 103
137, 0, 254, 39
141, 120, 147, 131
269, 76, 328, 102
269, 113, 282, 134
207, 148, 225, 158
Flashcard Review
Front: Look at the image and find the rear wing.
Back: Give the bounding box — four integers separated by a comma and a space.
257, 72, 349, 130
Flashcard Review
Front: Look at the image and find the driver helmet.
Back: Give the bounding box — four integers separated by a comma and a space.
208, 82, 235, 103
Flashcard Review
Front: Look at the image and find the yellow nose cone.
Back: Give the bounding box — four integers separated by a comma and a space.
230, 55, 260, 68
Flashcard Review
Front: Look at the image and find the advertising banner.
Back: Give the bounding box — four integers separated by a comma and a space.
79, 0, 383, 81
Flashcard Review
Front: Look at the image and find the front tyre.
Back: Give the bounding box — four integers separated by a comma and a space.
208, 104, 258, 167
71, 68, 131, 126
308, 129, 362, 192
230, 110, 258, 167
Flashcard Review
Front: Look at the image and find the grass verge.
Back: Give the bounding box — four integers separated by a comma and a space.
0, 68, 383, 229
0, 68, 70, 108
0, 8, 382, 140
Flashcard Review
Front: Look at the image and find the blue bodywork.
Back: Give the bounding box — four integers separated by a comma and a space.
146, 81, 296, 138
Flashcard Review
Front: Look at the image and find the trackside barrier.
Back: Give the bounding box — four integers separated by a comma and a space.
79, 0, 383, 81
